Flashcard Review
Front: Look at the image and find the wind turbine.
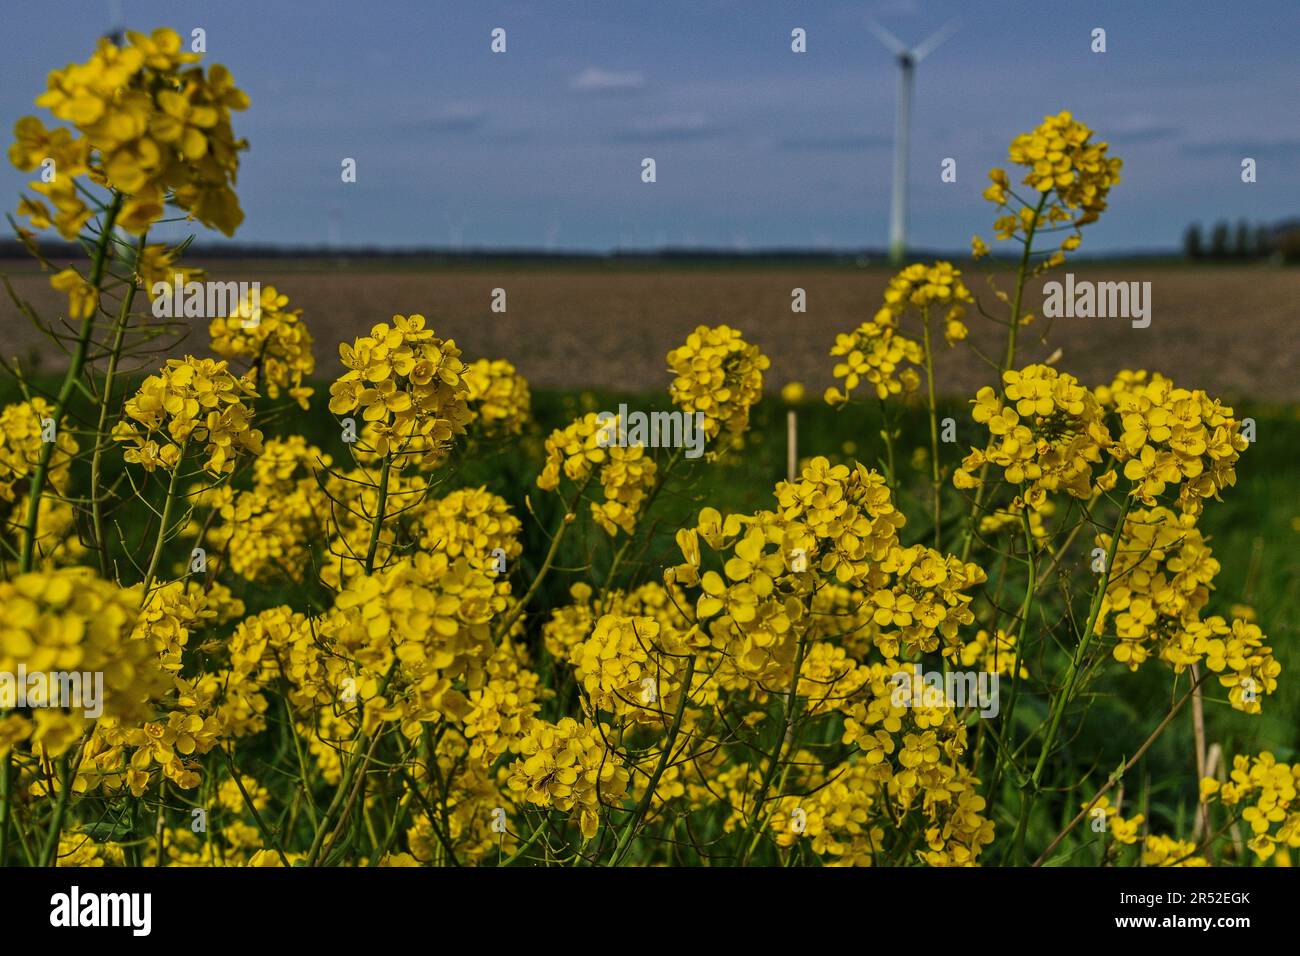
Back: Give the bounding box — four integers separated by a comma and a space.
868, 18, 959, 265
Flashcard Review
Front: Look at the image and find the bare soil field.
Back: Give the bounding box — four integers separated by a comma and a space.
2, 259, 1296, 402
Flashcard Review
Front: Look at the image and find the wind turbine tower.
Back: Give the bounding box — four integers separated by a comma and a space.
868, 19, 959, 265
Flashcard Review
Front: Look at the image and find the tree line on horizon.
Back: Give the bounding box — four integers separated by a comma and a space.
1184, 219, 1299, 262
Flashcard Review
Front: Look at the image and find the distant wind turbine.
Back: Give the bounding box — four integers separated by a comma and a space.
868, 18, 959, 265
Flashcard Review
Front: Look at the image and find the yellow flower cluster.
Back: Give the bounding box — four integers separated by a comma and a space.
673, 458, 984, 682
0, 402, 82, 564
135, 580, 224, 670
1095, 506, 1216, 669
839, 663, 995, 865
537, 413, 659, 537
878, 261, 973, 344
209, 285, 315, 410
506, 717, 628, 840
462, 639, 545, 766
93, 679, 227, 793
1095, 506, 1279, 712
666, 324, 769, 441
416, 486, 522, 573
764, 762, 885, 865
675, 510, 812, 683
0, 398, 77, 503
977, 111, 1121, 264
225, 605, 307, 687
1086, 796, 1143, 845
825, 317, 922, 404
1141, 834, 1209, 867
114, 356, 262, 475
537, 412, 609, 490
324, 555, 506, 735
1202, 753, 1300, 862
328, 315, 472, 469
593, 442, 657, 536
796, 641, 872, 715
464, 358, 531, 437
573, 614, 689, 724
0, 570, 167, 759
955, 365, 1115, 510
1183, 616, 1280, 714
825, 262, 971, 406
225, 556, 514, 789
774, 457, 904, 582
12, 28, 249, 238
861, 545, 986, 659
406, 733, 521, 864
544, 581, 704, 703
954, 628, 1028, 678
201, 437, 332, 584
1107, 372, 1249, 515
1007, 111, 1122, 221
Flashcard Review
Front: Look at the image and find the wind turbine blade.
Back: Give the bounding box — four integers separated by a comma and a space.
913, 19, 960, 61
866, 18, 908, 57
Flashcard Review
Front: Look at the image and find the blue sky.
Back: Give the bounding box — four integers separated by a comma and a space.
2, 0, 1297, 252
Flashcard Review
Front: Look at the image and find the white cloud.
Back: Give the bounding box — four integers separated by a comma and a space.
570, 67, 646, 92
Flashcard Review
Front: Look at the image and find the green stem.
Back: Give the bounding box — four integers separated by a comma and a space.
0, 751, 11, 864
741, 629, 811, 865
877, 399, 898, 491
493, 475, 592, 642
38, 737, 93, 866
91, 232, 148, 579
1034, 670, 1207, 866
1011, 493, 1131, 861
363, 454, 392, 574
140, 440, 188, 603
601, 448, 683, 606
1001, 192, 1049, 371
985, 507, 1038, 804
958, 191, 1049, 564
225, 747, 291, 867
610, 655, 696, 865
19, 193, 124, 573
154, 776, 167, 866
499, 816, 549, 866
